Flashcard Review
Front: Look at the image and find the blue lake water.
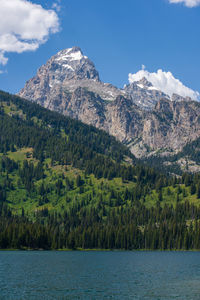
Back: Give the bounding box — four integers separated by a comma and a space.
0, 251, 200, 299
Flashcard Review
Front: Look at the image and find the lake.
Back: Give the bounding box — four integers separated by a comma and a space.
0, 251, 200, 299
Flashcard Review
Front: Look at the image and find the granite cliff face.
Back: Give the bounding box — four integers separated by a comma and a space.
18, 47, 200, 162
104, 97, 200, 158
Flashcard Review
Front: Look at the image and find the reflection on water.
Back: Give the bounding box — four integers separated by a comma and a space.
0, 251, 200, 299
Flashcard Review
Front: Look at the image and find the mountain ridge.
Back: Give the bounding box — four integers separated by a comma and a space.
19, 46, 199, 106
18, 47, 200, 167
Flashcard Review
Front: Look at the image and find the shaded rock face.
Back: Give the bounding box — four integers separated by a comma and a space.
61, 87, 106, 129
18, 47, 200, 158
143, 100, 200, 151
105, 97, 200, 158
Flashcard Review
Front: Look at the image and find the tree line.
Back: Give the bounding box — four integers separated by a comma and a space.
0, 200, 200, 250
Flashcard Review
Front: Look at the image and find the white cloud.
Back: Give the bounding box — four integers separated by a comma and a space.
169, 0, 200, 7
52, 0, 61, 12
0, 51, 8, 65
128, 68, 200, 100
0, 0, 59, 65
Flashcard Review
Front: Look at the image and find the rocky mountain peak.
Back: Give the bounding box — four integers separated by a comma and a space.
124, 77, 169, 110
18, 47, 124, 103
53, 47, 88, 70
49, 46, 100, 82
137, 77, 153, 88
55, 46, 86, 60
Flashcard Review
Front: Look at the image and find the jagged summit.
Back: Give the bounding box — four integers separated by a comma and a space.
124, 77, 169, 110
124, 77, 158, 90
136, 77, 156, 89
55, 47, 88, 61
49, 46, 100, 82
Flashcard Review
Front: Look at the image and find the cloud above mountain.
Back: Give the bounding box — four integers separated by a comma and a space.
52, 0, 62, 12
0, 0, 59, 65
169, 0, 200, 7
128, 68, 200, 100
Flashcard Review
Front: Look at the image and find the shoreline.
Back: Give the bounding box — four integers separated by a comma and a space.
1, 248, 200, 252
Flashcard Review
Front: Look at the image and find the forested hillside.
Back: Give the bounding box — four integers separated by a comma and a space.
0, 90, 200, 250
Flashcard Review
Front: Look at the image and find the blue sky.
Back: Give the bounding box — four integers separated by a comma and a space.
0, 0, 200, 95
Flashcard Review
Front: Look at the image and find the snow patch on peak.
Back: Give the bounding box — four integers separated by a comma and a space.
69, 51, 87, 61
63, 64, 74, 71
148, 86, 159, 91
129, 68, 200, 101
137, 84, 158, 91
137, 83, 145, 89
55, 47, 88, 62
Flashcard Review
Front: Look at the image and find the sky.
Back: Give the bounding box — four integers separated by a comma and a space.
0, 0, 200, 98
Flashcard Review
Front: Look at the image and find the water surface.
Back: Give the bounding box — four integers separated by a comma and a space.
0, 251, 200, 299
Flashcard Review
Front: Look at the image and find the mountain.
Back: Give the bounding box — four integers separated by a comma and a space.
1, 90, 200, 251
19, 47, 124, 104
19, 46, 195, 109
124, 77, 170, 110
18, 47, 200, 172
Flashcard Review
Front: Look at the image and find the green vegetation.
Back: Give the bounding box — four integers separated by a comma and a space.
0, 90, 200, 250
